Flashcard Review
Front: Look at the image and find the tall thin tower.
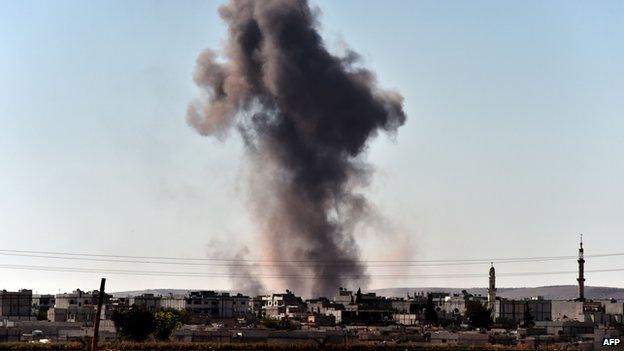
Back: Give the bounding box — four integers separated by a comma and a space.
488, 262, 496, 312
576, 234, 585, 302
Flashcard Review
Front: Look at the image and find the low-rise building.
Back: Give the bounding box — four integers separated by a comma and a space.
334, 288, 354, 305
109, 297, 130, 312
0, 289, 33, 320
31, 294, 55, 318
428, 292, 450, 309
393, 313, 419, 325
47, 289, 110, 325
535, 320, 595, 337
161, 294, 187, 311
129, 294, 162, 311
263, 290, 305, 320
249, 295, 266, 317
551, 300, 584, 321
495, 298, 552, 323
598, 299, 624, 324
186, 291, 250, 319
54, 289, 97, 309
231, 293, 251, 317
47, 306, 95, 324
440, 295, 467, 315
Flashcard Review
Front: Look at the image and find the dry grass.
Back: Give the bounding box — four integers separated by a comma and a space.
0, 341, 561, 351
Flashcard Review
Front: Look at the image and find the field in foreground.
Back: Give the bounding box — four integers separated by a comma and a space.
0, 341, 563, 351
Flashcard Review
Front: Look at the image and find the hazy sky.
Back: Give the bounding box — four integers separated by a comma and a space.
1, 0, 623, 295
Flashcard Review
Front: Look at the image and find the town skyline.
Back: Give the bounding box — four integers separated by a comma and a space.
0, 241, 620, 348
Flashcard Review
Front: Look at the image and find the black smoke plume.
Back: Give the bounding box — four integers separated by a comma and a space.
187, 0, 406, 297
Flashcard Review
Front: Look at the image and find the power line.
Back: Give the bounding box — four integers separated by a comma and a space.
0, 263, 623, 279
1, 248, 622, 264
0, 251, 606, 268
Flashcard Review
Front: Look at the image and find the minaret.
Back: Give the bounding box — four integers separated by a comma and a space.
488, 262, 496, 311
576, 234, 585, 302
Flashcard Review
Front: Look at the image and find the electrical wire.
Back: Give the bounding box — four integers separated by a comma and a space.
1, 248, 621, 264
1, 263, 623, 280
0, 251, 605, 267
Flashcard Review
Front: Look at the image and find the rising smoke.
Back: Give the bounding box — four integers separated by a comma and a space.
187, 0, 406, 297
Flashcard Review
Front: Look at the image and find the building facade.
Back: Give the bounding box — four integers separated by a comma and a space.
263, 290, 305, 320
185, 291, 250, 319
495, 298, 552, 323
161, 295, 187, 311
47, 289, 109, 325
32, 294, 55, 317
0, 290, 33, 320
129, 294, 162, 311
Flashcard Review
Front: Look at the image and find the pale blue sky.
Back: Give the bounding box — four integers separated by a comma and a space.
1, 0, 623, 294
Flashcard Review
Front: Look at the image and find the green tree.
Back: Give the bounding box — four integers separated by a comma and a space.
153, 309, 182, 341
111, 306, 155, 341
521, 301, 535, 328
178, 309, 192, 325
424, 294, 439, 326
464, 300, 492, 329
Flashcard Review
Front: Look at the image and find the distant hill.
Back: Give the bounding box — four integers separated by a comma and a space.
372, 285, 624, 300
112, 285, 624, 300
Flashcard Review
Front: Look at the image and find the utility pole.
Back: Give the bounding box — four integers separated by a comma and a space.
91, 278, 106, 351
